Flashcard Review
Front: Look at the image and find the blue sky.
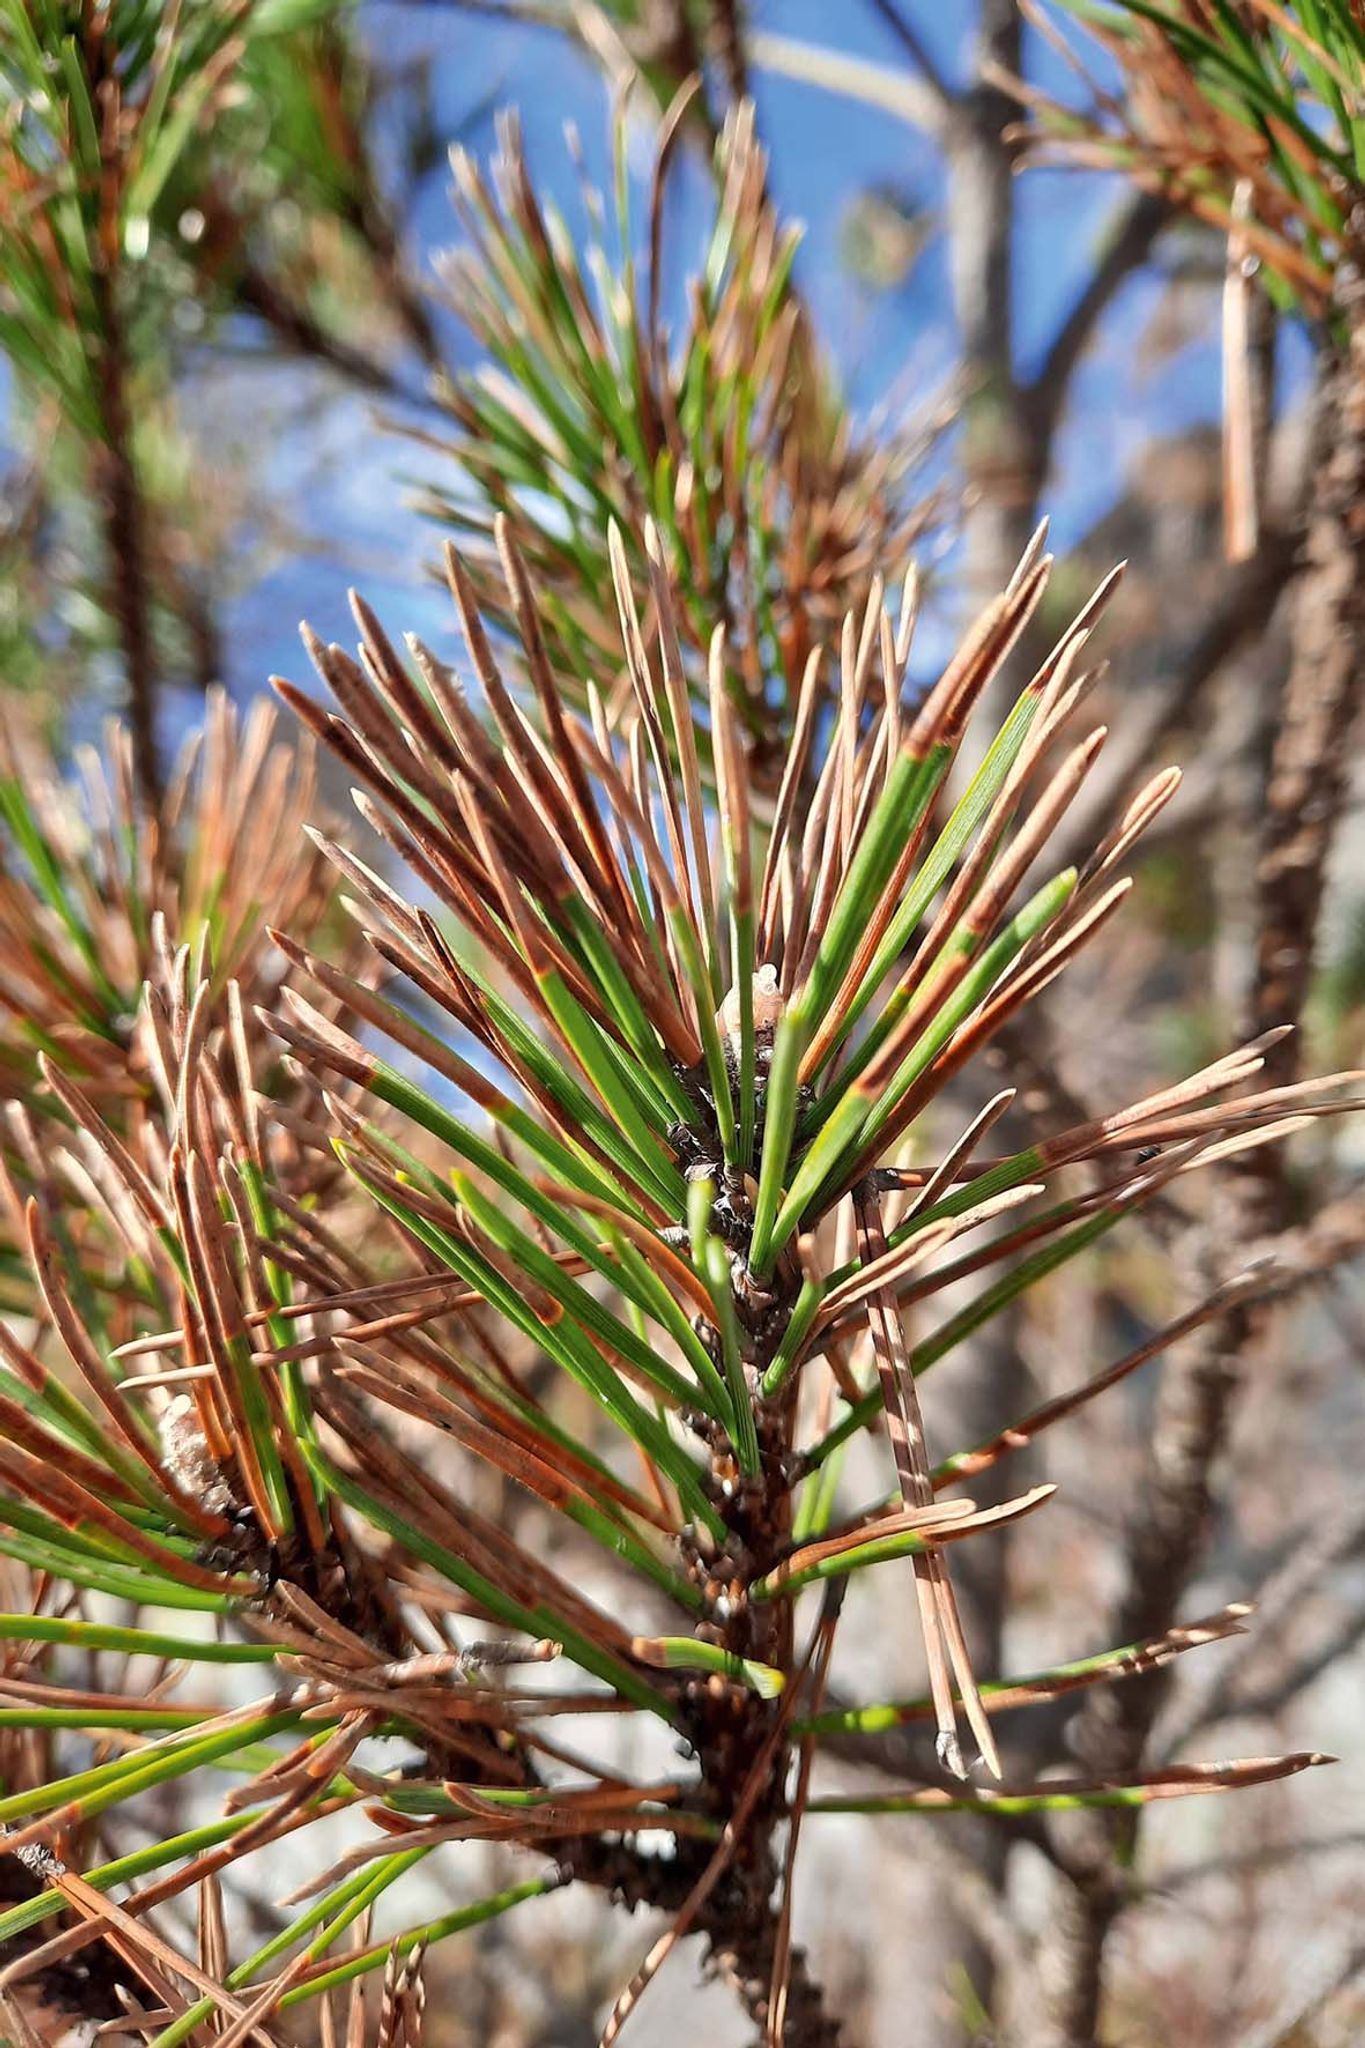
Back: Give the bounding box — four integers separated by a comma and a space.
212, 0, 1242, 712
5, 2, 1280, 740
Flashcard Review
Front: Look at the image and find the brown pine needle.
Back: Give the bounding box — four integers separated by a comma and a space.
855, 1186, 1000, 1780
598, 1598, 837, 2046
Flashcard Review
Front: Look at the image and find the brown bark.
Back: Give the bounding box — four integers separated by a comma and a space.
91, 401, 161, 815
1034, 225, 1365, 2048
85, 35, 162, 814
938, 13, 1035, 2027
1252, 254, 1365, 1095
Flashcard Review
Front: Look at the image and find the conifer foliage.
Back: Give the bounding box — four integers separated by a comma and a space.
0, 515, 1350, 2044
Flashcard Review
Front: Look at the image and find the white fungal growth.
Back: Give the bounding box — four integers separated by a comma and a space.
717, 962, 784, 1046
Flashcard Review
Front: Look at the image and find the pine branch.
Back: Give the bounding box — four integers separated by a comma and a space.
89, 259, 162, 811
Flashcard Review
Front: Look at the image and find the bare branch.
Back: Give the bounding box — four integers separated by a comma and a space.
1162, 1498, 1365, 1749
1148, 1832, 1365, 1899
864, 0, 958, 112
1239, 1944, 1365, 2048
1024, 190, 1173, 456
1048, 523, 1299, 876
748, 32, 952, 140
